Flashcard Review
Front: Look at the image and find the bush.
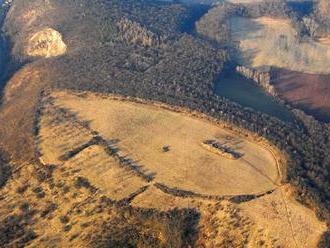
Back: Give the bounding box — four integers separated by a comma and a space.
74, 176, 91, 189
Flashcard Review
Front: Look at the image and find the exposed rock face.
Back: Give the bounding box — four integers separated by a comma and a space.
236, 66, 276, 96
26, 28, 67, 58
117, 18, 160, 47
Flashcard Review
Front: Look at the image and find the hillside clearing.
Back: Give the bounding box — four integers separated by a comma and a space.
230, 16, 330, 74
34, 90, 326, 247
49, 91, 281, 196
64, 145, 147, 201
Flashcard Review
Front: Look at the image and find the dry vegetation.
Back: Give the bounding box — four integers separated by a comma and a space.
50, 90, 280, 196
0, 0, 329, 247
132, 183, 326, 248
0, 161, 198, 247
37, 98, 94, 165
230, 16, 330, 74
64, 145, 147, 201
31, 90, 325, 247
240, 185, 327, 248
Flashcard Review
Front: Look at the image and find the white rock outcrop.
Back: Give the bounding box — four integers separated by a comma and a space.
26, 28, 67, 58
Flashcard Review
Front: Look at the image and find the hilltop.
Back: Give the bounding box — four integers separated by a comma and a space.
0, 0, 329, 247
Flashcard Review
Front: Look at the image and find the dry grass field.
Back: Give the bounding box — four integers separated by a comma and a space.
64, 145, 147, 201
240, 185, 327, 248
132, 185, 197, 210
230, 16, 330, 74
318, 36, 330, 45
132, 185, 326, 248
37, 101, 94, 165
34, 90, 326, 247
52, 91, 280, 196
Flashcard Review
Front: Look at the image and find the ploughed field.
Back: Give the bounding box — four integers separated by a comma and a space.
272, 69, 330, 122
36, 90, 326, 247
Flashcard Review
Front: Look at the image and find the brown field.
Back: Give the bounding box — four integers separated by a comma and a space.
132, 185, 198, 210
240, 185, 327, 248
35, 90, 326, 247
38, 101, 94, 165
272, 69, 330, 122
318, 36, 330, 45
64, 145, 147, 201
132, 185, 326, 248
52, 91, 280, 196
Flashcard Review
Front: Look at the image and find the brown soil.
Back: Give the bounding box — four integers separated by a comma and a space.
272, 68, 330, 122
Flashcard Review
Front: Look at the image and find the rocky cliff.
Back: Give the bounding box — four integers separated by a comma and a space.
26, 28, 66, 58
235, 65, 276, 96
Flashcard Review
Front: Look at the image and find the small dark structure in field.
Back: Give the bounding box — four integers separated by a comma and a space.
162, 145, 170, 153
202, 140, 243, 159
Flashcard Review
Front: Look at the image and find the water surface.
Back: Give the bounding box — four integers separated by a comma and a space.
215, 73, 295, 123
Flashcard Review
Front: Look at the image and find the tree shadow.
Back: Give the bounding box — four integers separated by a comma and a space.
0, 149, 11, 189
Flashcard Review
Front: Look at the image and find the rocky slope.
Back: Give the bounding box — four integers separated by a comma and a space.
26, 28, 66, 58
236, 65, 275, 96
